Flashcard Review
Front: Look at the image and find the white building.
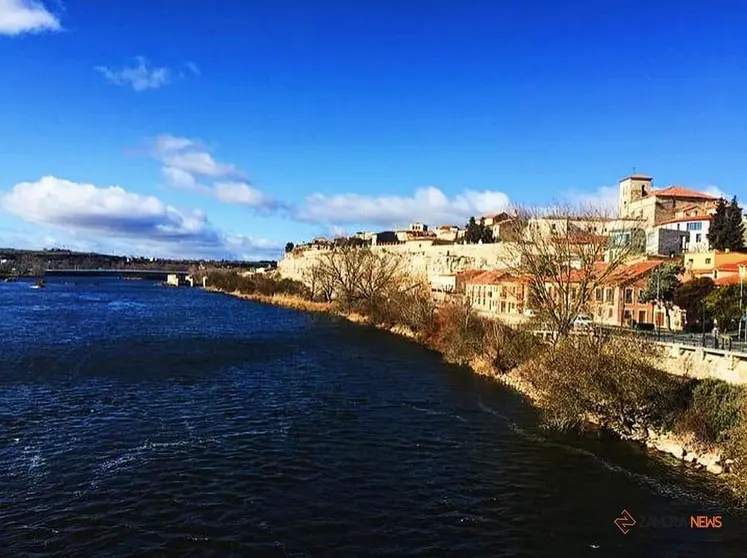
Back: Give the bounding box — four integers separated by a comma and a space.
655, 215, 711, 253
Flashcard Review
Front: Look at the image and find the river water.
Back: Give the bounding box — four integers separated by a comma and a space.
1, 278, 746, 557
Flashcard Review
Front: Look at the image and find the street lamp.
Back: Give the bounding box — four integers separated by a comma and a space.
740, 265, 746, 342
656, 270, 661, 340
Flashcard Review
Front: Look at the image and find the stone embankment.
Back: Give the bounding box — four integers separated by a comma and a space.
208, 288, 730, 479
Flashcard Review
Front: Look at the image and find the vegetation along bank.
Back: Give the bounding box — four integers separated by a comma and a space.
199, 256, 747, 503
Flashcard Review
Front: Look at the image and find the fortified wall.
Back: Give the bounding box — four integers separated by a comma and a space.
277, 243, 518, 283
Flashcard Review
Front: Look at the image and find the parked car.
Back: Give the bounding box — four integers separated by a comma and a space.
573, 314, 594, 330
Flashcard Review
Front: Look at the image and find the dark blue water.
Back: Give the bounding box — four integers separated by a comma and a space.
2, 278, 746, 557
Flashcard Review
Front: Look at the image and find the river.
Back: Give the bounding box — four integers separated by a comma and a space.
1, 278, 746, 557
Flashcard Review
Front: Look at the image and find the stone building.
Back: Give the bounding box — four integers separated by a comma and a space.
618, 173, 719, 228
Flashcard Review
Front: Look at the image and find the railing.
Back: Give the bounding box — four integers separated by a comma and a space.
530, 324, 747, 354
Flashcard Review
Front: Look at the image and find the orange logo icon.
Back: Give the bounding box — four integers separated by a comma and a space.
615, 509, 636, 534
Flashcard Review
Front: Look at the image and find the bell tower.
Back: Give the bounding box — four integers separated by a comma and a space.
618, 173, 652, 217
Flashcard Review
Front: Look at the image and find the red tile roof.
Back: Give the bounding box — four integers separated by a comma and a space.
605, 260, 662, 284
715, 275, 742, 286
653, 186, 718, 200
467, 270, 530, 285
456, 269, 484, 280
716, 259, 747, 273
658, 215, 713, 226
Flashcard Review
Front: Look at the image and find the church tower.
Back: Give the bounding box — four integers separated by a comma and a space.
618, 174, 652, 217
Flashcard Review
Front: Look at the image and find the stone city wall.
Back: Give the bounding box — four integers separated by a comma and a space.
277, 243, 519, 283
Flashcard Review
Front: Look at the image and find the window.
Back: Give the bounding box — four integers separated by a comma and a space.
608, 308, 613, 318
687, 222, 703, 231
676, 223, 681, 230
595, 288, 603, 301
624, 288, 633, 304
605, 288, 614, 304
706, 258, 712, 265
638, 310, 646, 324
500, 301, 506, 313
696, 233, 702, 243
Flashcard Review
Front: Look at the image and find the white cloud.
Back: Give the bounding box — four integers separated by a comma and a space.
160, 150, 240, 179
294, 186, 511, 227
161, 166, 197, 189
703, 185, 728, 199
0, 176, 280, 260
0, 0, 60, 35
151, 134, 279, 211
184, 61, 200, 76
564, 185, 620, 213
95, 57, 171, 92
213, 182, 277, 209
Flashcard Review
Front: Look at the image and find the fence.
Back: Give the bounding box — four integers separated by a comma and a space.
530, 325, 747, 355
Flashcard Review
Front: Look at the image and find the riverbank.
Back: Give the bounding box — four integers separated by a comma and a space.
206, 287, 742, 486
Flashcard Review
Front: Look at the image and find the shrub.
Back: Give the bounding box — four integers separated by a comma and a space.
482, 320, 543, 374
519, 336, 692, 433
634, 323, 655, 331
426, 301, 485, 365
677, 380, 744, 444
206, 271, 310, 299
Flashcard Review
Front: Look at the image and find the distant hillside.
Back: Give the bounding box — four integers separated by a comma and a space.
0, 248, 276, 277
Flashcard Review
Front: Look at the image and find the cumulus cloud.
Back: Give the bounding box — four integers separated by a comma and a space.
0, 176, 280, 259
95, 57, 174, 92
151, 134, 279, 211
294, 186, 511, 227
564, 185, 620, 213
0, 0, 60, 35
213, 182, 278, 210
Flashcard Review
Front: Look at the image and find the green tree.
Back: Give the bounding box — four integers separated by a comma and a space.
708, 197, 745, 252
463, 217, 495, 244
673, 277, 715, 330
639, 262, 683, 330
705, 284, 743, 332
284, 242, 295, 253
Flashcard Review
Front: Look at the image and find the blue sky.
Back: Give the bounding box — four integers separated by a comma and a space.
1, 0, 745, 260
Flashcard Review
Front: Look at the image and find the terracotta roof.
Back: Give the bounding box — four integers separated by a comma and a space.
716, 259, 747, 273
467, 270, 529, 285
605, 260, 662, 285
622, 174, 653, 180
653, 186, 718, 200
437, 225, 459, 230
657, 215, 713, 226
715, 275, 742, 286
456, 269, 484, 280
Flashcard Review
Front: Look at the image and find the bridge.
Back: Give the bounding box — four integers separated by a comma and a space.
44, 269, 190, 280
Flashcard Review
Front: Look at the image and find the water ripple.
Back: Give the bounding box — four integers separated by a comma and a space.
1, 279, 746, 557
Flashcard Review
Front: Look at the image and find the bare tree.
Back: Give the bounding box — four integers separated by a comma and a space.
308, 247, 426, 317
502, 203, 641, 337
